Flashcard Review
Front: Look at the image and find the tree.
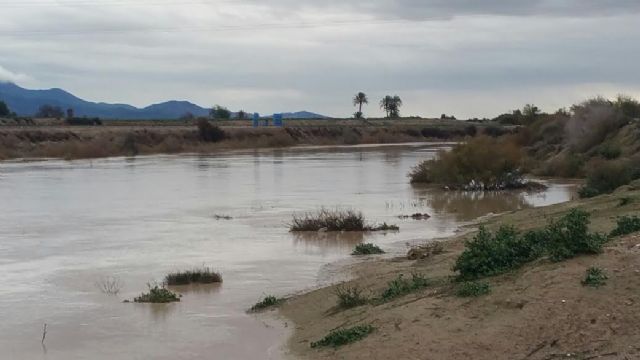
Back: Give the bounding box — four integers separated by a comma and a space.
0, 100, 9, 117
380, 95, 403, 118
210, 105, 231, 120
523, 104, 540, 121
237, 110, 247, 120
36, 104, 64, 119
352, 92, 368, 119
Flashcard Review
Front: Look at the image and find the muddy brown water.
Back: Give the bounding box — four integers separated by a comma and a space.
0, 143, 576, 360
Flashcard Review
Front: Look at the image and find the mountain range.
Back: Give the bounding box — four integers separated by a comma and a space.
0, 82, 329, 120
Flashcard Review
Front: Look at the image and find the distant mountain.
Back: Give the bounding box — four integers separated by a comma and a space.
0, 82, 329, 120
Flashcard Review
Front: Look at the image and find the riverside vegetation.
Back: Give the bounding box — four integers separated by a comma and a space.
279, 184, 640, 359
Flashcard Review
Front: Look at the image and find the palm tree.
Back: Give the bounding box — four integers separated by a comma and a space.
353, 92, 368, 119
380, 95, 393, 118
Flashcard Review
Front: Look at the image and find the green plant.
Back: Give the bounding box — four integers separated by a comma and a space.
335, 285, 368, 308
618, 197, 633, 207
250, 295, 284, 312
610, 215, 640, 237
165, 267, 222, 285
368, 223, 399, 231
582, 267, 608, 287
454, 210, 607, 279
453, 226, 541, 280
456, 281, 491, 297
380, 273, 429, 301
310, 325, 375, 348
134, 284, 180, 303
352, 243, 385, 255
197, 119, 226, 142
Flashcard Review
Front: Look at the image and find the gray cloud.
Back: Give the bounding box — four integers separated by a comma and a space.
0, 0, 639, 118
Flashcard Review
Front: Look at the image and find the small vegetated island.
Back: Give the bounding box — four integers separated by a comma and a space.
409, 136, 544, 191
289, 208, 399, 232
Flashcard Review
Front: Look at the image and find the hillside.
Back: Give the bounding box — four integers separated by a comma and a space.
0, 82, 328, 120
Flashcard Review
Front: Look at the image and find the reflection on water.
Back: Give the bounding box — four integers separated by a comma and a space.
0, 143, 574, 360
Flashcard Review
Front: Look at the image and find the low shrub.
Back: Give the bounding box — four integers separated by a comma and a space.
310, 325, 375, 348
134, 285, 180, 303
165, 267, 222, 285
380, 273, 429, 302
454, 210, 607, 280
582, 267, 607, 288
456, 281, 491, 297
352, 243, 385, 255
578, 160, 633, 198
610, 215, 640, 237
335, 285, 368, 308
197, 119, 226, 142
368, 223, 399, 231
407, 242, 444, 260
250, 295, 284, 312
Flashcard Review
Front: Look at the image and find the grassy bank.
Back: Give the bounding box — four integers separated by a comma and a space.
0, 118, 481, 160
279, 186, 640, 360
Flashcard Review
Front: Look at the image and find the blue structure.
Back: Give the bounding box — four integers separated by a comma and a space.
252, 112, 284, 127
273, 113, 283, 127
252, 113, 260, 128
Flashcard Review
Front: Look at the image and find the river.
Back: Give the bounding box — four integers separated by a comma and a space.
0, 143, 575, 360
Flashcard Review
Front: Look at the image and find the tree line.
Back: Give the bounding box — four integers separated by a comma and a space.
352, 92, 403, 119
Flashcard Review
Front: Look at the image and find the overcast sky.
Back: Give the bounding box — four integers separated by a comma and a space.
1, 0, 639, 118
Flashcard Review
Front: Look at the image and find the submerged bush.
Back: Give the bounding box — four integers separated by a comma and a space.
409, 136, 527, 190
368, 223, 400, 231
454, 210, 607, 280
165, 267, 222, 285
380, 273, 429, 302
250, 295, 284, 312
335, 285, 368, 308
582, 267, 608, 288
352, 243, 385, 255
456, 281, 491, 297
290, 209, 365, 231
134, 285, 180, 303
610, 215, 640, 237
310, 325, 375, 348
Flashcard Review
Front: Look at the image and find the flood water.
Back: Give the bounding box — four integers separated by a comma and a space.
0, 143, 576, 360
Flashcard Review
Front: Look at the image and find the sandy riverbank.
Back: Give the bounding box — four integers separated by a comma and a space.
278, 186, 640, 360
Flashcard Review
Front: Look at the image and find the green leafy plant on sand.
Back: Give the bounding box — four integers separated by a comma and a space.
310, 325, 375, 348
610, 215, 640, 237
582, 267, 608, 288
134, 284, 180, 303
454, 209, 607, 280
352, 243, 385, 255
250, 295, 285, 312
380, 273, 429, 302
164, 267, 222, 285
335, 285, 368, 309
456, 281, 491, 297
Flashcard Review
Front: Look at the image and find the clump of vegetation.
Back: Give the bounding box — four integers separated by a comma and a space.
197, 118, 226, 142
290, 209, 399, 232
409, 136, 532, 190
578, 159, 633, 198
352, 243, 385, 255
582, 267, 608, 288
310, 325, 375, 348
95, 276, 124, 295
134, 284, 181, 303
335, 285, 368, 308
618, 197, 633, 207
398, 213, 431, 220
165, 267, 222, 285
250, 295, 285, 312
454, 210, 607, 280
290, 209, 365, 231
214, 214, 233, 220
610, 215, 640, 237
380, 273, 429, 302
456, 281, 491, 297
